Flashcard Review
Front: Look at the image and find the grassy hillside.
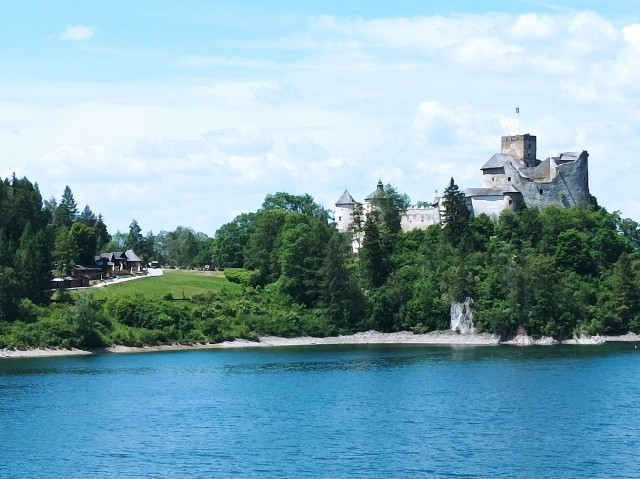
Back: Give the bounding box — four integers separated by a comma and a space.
87, 269, 241, 300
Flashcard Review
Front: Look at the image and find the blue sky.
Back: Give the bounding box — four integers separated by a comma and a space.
2, 1, 640, 235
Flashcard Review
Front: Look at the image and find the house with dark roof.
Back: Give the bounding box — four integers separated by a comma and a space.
95, 249, 144, 275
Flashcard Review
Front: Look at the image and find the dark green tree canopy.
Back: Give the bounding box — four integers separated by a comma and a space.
442, 177, 471, 245
53, 185, 78, 229
261, 192, 328, 219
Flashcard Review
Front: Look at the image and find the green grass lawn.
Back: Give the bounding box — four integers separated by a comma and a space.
86, 269, 241, 300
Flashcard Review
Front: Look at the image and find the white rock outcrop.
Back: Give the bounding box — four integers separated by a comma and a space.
450, 297, 476, 334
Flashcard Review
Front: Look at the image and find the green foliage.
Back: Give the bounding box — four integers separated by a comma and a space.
359, 210, 388, 289
212, 213, 255, 268
224, 268, 257, 286
126, 219, 144, 254
67, 294, 111, 348
243, 209, 288, 286
442, 177, 471, 246
261, 192, 328, 219
53, 185, 78, 229
370, 184, 411, 234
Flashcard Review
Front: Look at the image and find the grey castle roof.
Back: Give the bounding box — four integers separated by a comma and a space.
335, 189, 356, 206
502, 185, 521, 194
365, 180, 384, 202
464, 186, 521, 197
480, 154, 511, 170
464, 188, 505, 197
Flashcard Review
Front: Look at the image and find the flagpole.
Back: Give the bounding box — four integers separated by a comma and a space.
516, 107, 520, 134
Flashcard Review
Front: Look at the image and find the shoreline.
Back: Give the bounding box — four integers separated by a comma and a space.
1, 330, 639, 359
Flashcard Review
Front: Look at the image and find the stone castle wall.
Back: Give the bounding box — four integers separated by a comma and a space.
510, 151, 590, 209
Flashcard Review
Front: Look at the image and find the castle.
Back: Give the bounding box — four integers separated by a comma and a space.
335, 134, 590, 241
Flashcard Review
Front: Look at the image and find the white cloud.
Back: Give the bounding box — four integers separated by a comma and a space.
204, 125, 273, 156
285, 134, 329, 162
58, 26, 96, 41
622, 24, 640, 51
179, 55, 272, 69
454, 36, 524, 68
510, 13, 558, 39
228, 155, 266, 183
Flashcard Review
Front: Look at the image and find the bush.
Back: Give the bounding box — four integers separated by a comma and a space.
224, 268, 257, 286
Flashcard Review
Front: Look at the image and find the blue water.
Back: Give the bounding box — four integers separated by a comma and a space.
1, 344, 640, 478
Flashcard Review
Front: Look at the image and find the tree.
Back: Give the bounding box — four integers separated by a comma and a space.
319, 231, 363, 329
554, 229, 594, 276
261, 192, 328, 219
0, 267, 21, 321
595, 253, 640, 333
53, 223, 97, 273
138, 231, 157, 262
104, 231, 126, 252
442, 178, 471, 245
53, 186, 78, 229
94, 214, 111, 252
14, 223, 51, 304
1, 176, 48, 241
158, 227, 205, 267
359, 209, 387, 289
53, 227, 75, 275
78, 205, 97, 227
212, 213, 255, 268
371, 184, 411, 235
244, 210, 288, 286
68, 294, 109, 348
278, 217, 330, 307
68, 222, 98, 266
126, 219, 144, 253
348, 203, 365, 251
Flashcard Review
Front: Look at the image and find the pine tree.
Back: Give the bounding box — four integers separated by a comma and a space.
54, 186, 78, 228
94, 214, 111, 253
126, 219, 144, 253
78, 205, 97, 227
442, 177, 471, 245
359, 209, 387, 288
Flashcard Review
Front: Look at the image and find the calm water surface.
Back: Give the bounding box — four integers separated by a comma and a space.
1, 344, 640, 478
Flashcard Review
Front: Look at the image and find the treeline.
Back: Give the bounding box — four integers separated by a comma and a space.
211, 183, 640, 339
2, 173, 640, 350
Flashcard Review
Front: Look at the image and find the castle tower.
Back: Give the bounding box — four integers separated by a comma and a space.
335, 189, 356, 233
501, 134, 537, 167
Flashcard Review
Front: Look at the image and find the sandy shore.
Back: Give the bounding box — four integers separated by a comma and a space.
1, 330, 638, 359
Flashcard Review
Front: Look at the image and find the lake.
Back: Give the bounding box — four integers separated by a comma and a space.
1, 343, 639, 478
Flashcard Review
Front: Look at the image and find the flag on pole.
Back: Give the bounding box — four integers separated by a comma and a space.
515, 107, 519, 114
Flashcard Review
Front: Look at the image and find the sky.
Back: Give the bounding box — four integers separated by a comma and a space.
2, 0, 640, 236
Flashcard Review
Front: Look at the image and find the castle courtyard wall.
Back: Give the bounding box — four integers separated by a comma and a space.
513, 152, 589, 209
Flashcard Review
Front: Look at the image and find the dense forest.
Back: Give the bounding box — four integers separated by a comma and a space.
1, 173, 640, 350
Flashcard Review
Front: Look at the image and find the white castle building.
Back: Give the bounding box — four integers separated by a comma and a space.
335, 134, 590, 243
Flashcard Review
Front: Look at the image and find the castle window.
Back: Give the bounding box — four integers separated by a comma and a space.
539, 188, 544, 195
508, 199, 513, 205
508, 177, 511, 182
338, 216, 342, 221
